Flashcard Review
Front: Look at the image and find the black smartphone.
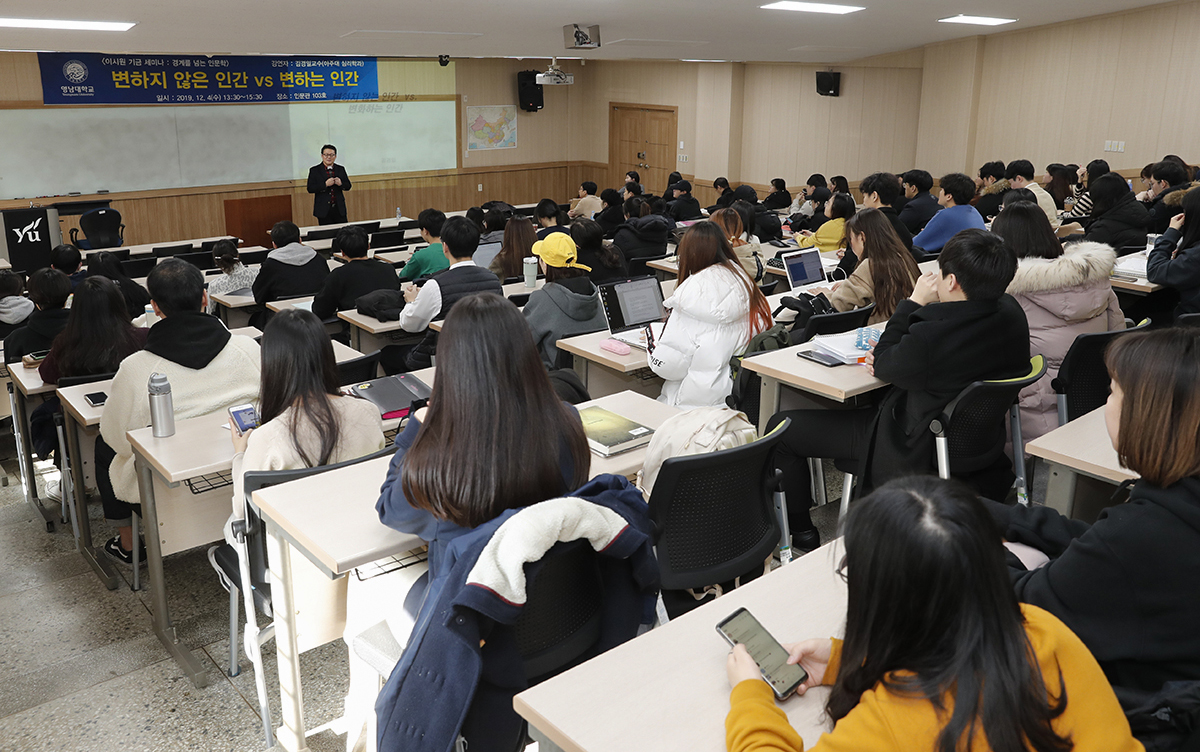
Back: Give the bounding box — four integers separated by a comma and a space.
797, 349, 843, 368
84, 391, 108, 407
716, 607, 808, 700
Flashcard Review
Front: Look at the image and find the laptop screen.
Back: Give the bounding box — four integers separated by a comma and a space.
782, 249, 825, 289
598, 276, 666, 334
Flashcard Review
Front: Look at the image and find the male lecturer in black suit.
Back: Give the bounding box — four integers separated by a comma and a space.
307, 144, 352, 225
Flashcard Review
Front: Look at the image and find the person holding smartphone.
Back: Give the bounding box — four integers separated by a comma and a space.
724, 475, 1141, 752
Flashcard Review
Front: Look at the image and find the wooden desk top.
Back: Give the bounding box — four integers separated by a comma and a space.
374, 248, 415, 265
338, 308, 404, 335
119, 235, 239, 258
581, 391, 679, 479
10, 363, 53, 397
1026, 408, 1137, 484
128, 411, 236, 484
502, 278, 547, 297
297, 217, 411, 237
229, 326, 262, 339
741, 341, 885, 402
1110, 276, 1162, 294
59, 379, 112, 428
515, 542, 847, 752
211, 291, 256, 309
332, 340, 364, 364
266, 296, 313, 313
251, 454, 423, 577
556, 331, 652, 374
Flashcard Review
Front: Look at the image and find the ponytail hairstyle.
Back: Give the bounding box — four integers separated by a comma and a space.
570, 219, 623, 271
212, 239, 242, 275
623, 196, 650, 219
676, 222, 772, 338
709, 208, 746, 247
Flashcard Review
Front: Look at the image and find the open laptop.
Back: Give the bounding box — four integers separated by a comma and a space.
598, 276, 666, 350
781, 248, 827, 291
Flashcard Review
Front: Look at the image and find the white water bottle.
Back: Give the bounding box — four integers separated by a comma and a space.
148, 373, 175, 438
523, 257, 537, 288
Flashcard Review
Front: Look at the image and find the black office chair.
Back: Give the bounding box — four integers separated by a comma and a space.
354, 221, 381, 235
304, 227, 339, 242
790, 303, 875, 345
175, 251, 217, 271
51, 372, 116, 535
336, 350, 382, 385
514, 538, 605, 683
201, 239, 232, 253
121, 257, 157, 278
647, 419, 791, 619
70, 208, 124, 250
207, 446, 395, 748
628, 254, 670, 278
88, 248, 130, 262
508, 293, 531, 307
370, 230, 407, 249
239, 249, 269, 266
152, 244, 192, 257
1052, 319, 1150, 425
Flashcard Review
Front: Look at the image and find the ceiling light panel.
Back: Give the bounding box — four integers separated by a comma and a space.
0, 17, 135, 31
760, 2, 865, 14
937, 14, 1017, 26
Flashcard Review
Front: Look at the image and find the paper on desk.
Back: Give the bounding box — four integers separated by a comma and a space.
1113, 252, 1148, 278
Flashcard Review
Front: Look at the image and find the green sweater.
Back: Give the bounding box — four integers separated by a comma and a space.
399, 242, 449, 281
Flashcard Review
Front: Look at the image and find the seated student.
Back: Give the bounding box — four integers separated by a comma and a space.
623, 170, 645, 196
725, 475, 1141, 752
912, 173, 987, 255
568, 181, 602, 219
992, 202, 1123, 442
898, 170, 939, 233
1043, 163, 1080, 211
830, 175, 850, 195
479, 209, 507, 244
523, 233, 608, 369
796, 193, 855, 254
791, 186, 832, 233
1062, 159, 1109, 220
761, 178, 792, 211
377, 291, 589, 580
464, 206, 485, 233
1003, 187, 1038, 209
205, 239, 259, 314
488, 216, 536, 280
39, 276, 148, 385
808, 208, 919, 325
648, 222, 772, 409
595, 188, 627, 238
87, 250, 150, 320
1006, 159, 1061, 229
1136, 162, 1157, 203
666, 180, 703, 221
1148, 188, 1200, 317
0, 269, 33, 339
789, 174, 829, 217
399, 209, 451, 282
986, 328, 1200, 704
707, 177, 736, 213
1084, 173, 1150, 252
392, 217, 503, 373
311, 225, 399, 320
766, 230, 1029, 551
4, 268, 71, 363
712, 208, 763, 283
857, 172, 913, 251
612, 197, 672, 261
49, 244, 87, 290
571, 218, 629, 286
1143, 159, 1191, 234
252, 220, 329, 305
974, 160, 1011, 221
97, 259, 260, 563
621, 182, 643, 201
534, 198, 570, 240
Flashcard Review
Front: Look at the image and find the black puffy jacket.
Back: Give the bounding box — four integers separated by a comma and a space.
1085, 193, 1150, 253
612, 214, 673, 260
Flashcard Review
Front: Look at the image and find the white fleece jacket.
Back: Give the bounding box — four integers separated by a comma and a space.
649, 263, 754, 409
100, 334, 262, 505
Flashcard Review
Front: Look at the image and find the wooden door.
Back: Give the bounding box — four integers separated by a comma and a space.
609, 103, 678, 196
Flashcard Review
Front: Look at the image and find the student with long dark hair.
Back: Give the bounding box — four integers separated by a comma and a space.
489, 216, 537, 280
809, 208, 919, 325
570, 218, 628, 285
1062, 159, 1110, 220
87, 250, 151, 320
829, 175, 850, 195
612, 196, 672, 260
987, 327, 1200, 704
377, 293, 590, 577
534, 198, 570, 240
649, 222, 772, 408
796, 192, 855, 253
711, 208, 763, 282
1148, 187, 1200, 317
1084, 173, 1150, 252
39, 276, 148, 385
726, 475, 1140, 752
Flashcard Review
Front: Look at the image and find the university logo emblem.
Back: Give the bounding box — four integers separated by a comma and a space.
63, 60, 88, 84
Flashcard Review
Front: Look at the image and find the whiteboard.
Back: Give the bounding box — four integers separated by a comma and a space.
0, 100, 458, 200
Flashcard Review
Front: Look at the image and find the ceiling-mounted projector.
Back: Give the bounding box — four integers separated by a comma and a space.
535, 58, 574, 85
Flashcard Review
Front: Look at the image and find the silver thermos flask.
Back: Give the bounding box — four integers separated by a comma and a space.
523, 256, 538, 288
148, 372, 175, 438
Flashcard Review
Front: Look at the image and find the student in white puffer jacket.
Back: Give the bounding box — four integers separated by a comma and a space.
649, 222, 773, 409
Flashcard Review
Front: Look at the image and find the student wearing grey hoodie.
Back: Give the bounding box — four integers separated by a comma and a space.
0, 269, 33, 339
252, 220, 329, 305
523, 233, 608, 370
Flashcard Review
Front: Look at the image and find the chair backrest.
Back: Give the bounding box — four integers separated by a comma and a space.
794, 303, 875, 345
240, 249, 269, 266
78, 208, 123, 248
647, 419, 789, 590
88, 248, 130, 262
121, 257, 157, 278
933, 356, 1047, 474
508, 292, 531, 307
336, 350, 381, 385
370, 230, 406, 249
513, 538, 604, 683
201, 239, 231, 253
304, 227, 340, 242
1053, 321, 1150, 422
627, 254, 669, 279
153, 243, 193, 257
57, 371, 116, 389
175, 250, 217, 271
355, 221, 381, 235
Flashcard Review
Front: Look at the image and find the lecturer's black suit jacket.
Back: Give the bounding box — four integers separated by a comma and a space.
307, 163, 352, 220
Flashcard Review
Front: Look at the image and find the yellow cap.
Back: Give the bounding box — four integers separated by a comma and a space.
531, 232, 592, 272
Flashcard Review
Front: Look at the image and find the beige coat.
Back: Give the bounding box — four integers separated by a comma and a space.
827, 258, 917, 325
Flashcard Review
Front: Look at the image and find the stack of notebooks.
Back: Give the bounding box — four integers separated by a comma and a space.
349, 373, 432, 419
578, 406, 655, 457
1113, 252, 1149, 279
808, 328, 881, 365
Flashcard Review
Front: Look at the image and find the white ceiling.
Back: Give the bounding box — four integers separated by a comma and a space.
0, 0, 1174, 64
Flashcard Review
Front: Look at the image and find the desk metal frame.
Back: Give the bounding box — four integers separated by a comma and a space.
61, 404, 120, 589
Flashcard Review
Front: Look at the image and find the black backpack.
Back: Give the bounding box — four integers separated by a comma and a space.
725, 323, 792, 426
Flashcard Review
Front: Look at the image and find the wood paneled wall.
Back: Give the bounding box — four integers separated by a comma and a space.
913, 38, 984, 176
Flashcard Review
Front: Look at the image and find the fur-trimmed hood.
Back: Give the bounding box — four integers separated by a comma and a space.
1163, 181, 1200, 208
982, 178, 1011, 196
1008, 241, 1116, 295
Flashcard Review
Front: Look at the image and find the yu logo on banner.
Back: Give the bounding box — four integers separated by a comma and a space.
12, 218, 42, 244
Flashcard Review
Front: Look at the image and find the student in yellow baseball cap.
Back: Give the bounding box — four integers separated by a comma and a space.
525, 232, 606, 369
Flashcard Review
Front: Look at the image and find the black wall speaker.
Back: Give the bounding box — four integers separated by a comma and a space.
517, 71, 544, 112
816, 71, 841, 97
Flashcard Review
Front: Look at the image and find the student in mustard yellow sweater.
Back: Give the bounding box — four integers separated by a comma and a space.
724, 475, 1143, 752
795, 193, 855, 254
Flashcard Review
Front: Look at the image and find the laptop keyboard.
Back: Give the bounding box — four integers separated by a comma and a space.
767, 256, 785, 269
